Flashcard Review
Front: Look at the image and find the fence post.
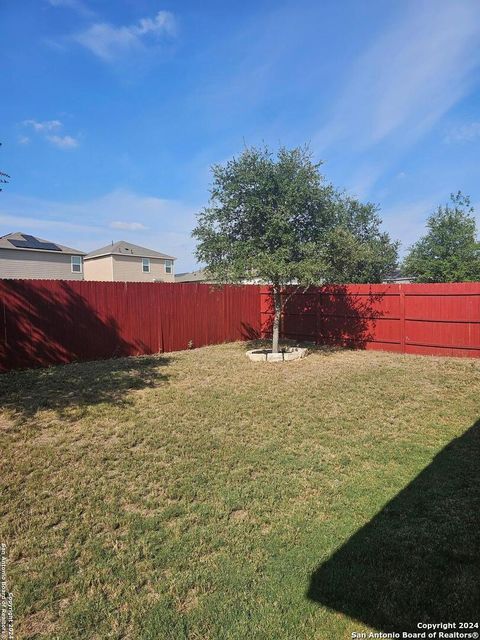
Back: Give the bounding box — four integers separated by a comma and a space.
399, 284, 405, 353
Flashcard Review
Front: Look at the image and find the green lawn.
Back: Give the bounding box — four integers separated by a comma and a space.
1, 343, 479, 639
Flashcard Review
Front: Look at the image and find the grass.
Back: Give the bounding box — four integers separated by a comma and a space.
1, 342, 479, 639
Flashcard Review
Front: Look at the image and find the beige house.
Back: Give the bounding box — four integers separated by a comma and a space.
175, 269, 213, 283
0, 232, 85, 280
174, 269, 265, 285
84, 241, 176, 282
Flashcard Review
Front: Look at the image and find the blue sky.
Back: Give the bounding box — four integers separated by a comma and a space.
1, 0, 480, 271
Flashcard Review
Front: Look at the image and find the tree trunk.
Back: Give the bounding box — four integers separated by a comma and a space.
272, 285, 282, 353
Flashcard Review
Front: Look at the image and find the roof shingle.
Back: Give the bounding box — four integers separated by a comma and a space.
85, 241, 175, 261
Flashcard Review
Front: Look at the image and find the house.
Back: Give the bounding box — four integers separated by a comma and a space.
175, 269, 213, 283
175, 269, 273, 285
383, 269, 416, 284
0, 232, 85, 280
84, 241, 175, 282
176, 267, 418, 286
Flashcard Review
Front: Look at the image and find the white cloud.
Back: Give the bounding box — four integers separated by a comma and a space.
0, 215, 98, 237
444, 122, 480, 143
18, 136, 30, 145
23, 119, 62, 132
110, 221, 147, 231
23, 119, 79, 150
74, 11, 176, 62
46, 134, 79, 149
47, 0, 94, 17
315, 0, 480, 153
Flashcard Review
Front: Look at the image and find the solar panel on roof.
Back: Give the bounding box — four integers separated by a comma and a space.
8, 234, 61, 251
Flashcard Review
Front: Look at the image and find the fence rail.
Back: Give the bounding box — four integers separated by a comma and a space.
0, 280, 479, 372
260, 282, 480, 359
0, 279, 261, 372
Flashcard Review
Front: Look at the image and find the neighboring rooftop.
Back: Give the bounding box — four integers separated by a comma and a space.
383, 269, 416, 284
0, 232, 85, 255
85, 241, 176, 261
175, 269, 212, 283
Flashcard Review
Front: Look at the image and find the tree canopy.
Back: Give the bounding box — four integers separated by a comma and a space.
193, 146, 398, 287
403, 192, 480, 283
193, 145, 398, 352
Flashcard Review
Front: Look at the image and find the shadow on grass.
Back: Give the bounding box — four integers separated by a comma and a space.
307, 419, 480, 631
0, 354, 171, 420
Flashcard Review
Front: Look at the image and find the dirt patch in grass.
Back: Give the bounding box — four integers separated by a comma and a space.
228, 508, 249, 522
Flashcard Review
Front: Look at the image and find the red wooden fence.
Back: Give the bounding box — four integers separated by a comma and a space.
0, 280, 261, 372
260, 282, 480, 359
1, 280, 479, 372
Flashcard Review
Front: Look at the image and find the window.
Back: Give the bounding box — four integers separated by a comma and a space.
165, 259, 173, 274
71, 255, 83, 273
142, 258, 150, 273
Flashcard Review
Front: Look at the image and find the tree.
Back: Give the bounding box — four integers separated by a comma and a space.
403, 192, 480, 283
0, 143, 10, 191
193, 145, 398, 353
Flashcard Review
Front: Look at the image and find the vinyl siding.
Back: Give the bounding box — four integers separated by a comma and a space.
112, 255, 175, 282
0, 249, 84, 280
83, 255, 114, 281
